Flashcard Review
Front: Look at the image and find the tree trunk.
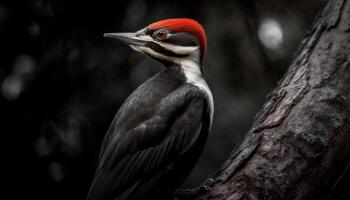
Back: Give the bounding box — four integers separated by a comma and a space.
191, 0, 350, 199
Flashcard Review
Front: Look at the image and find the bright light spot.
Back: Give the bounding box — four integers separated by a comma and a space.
258, 19, 283, 50
2, 75, 23, 101
1, 54, 36, 100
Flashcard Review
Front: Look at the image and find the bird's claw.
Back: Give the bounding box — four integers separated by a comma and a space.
173, 178, 215, 200
199, 178, 215, 192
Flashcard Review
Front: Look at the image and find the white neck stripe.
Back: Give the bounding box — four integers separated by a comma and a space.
180, 61, 214, 128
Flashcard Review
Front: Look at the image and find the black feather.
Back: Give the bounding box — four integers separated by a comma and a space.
87, 66, 211, 200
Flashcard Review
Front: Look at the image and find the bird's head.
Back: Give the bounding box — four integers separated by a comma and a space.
104, 18, 207, 66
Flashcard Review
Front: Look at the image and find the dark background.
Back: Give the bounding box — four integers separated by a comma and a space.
1, 0, 324, 199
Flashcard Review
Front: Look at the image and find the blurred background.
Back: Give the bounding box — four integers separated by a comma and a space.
1, 0, 324, 199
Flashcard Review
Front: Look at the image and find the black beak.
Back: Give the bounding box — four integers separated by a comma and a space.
103, 32, 149, 46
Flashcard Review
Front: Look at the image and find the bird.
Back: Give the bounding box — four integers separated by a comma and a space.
87, 18, 214, 200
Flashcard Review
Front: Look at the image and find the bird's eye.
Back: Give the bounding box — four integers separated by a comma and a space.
154, 29, 169, 40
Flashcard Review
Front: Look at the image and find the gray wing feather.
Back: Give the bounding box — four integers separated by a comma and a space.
87, 86, 206, 200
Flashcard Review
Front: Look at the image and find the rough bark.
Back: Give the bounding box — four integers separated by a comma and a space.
190, 0, 350, 199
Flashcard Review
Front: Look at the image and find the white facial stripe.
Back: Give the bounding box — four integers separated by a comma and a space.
131, 45, 200, 65
131, 45, 171, 61
156, 43, 199, 55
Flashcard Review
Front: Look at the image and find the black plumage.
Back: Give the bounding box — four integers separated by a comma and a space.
87, 66, 211, 200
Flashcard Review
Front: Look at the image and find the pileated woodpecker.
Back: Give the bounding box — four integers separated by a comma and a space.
87, 18, 214, 200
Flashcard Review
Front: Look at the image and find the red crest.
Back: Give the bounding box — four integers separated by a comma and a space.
148, 18, 207, 62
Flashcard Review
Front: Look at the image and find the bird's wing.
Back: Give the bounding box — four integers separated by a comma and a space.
87, 85, 208, 200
